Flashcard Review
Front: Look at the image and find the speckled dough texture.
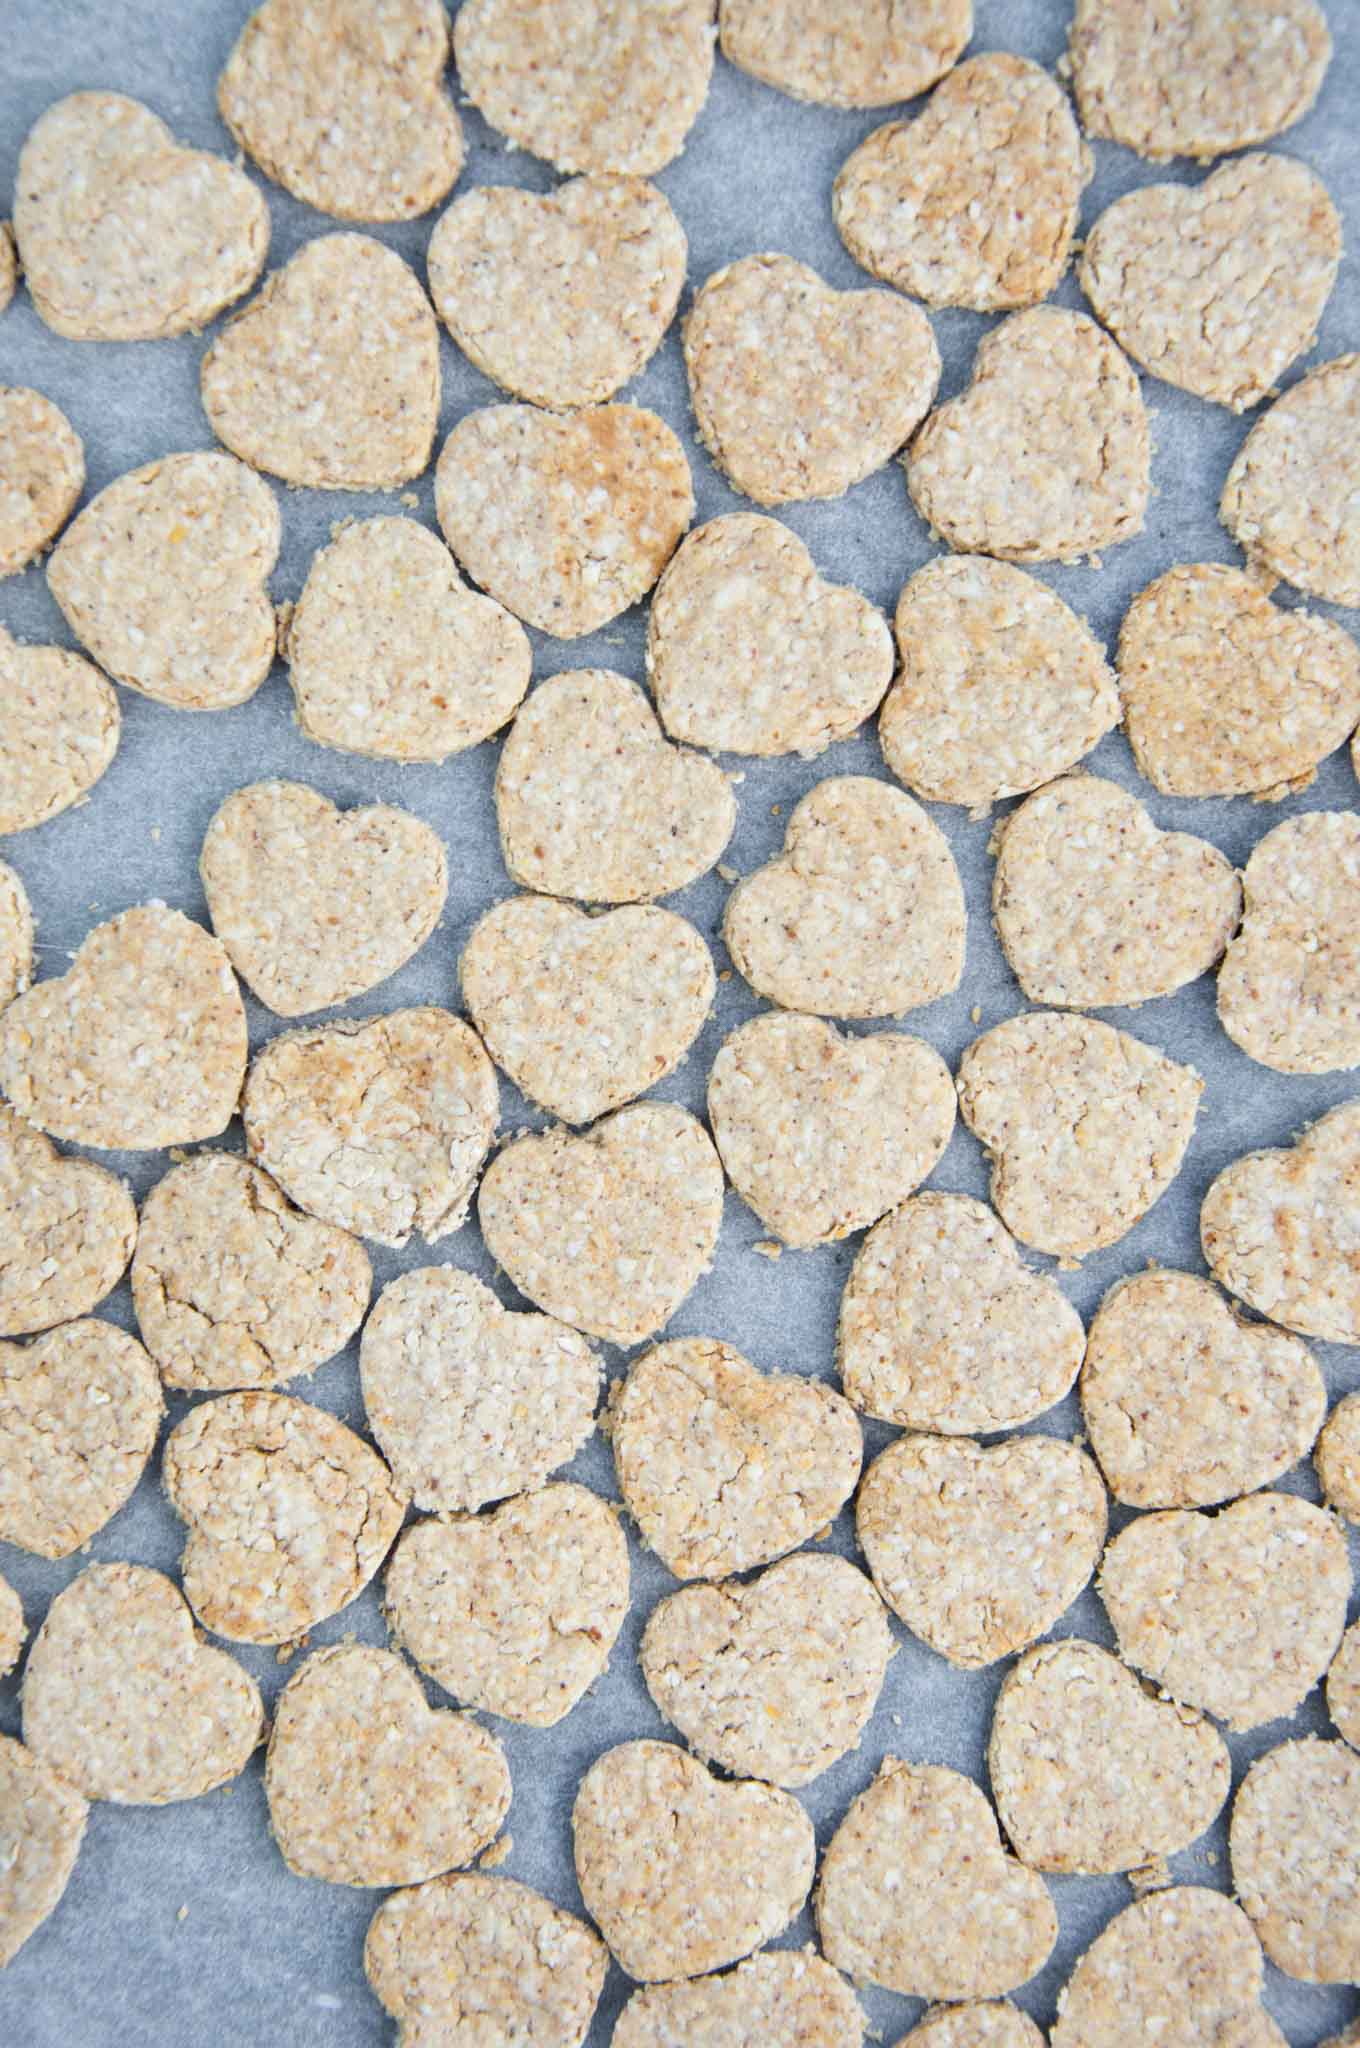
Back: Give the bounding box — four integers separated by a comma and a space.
0, 1319, 161, 1559
1317, 1393, 1360, 1522
1326, 1616, 1360, 1746
0, 862, 32, 1010
0, 1108, 136, 1337
720, 0, 970, 106
0, 386, 83, 577
901, 2009, 1045, 2048
0, 629, 118, 834
1218, 812, 1360, 1074
1201, 1101, 1360, 1343
613, 1950, 863, 2048
0, 1735, 87, 1969
1049, 1887, 1287, 2048
1230, 1737, 1360, 1984
1220, 354, 1360, 607
0, 1574, 22, 1680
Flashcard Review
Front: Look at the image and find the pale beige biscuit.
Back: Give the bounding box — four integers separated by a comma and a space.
1119, 563, 1360, 798
436, 404, 692, 637
219, 0, 463, 223
646, 513, 894, 757
907, 308, 1150, 563
1080, 155, 1340, 411
0, 863, 32, 1011
365, 1872, 607, 2048
0, 1320, 161, 1558
47, 451, 279, 712
1201, 1101, 1360, 1342
495, 671, 735, 903
242, 1009, 498, 1249
1316, 1393, 1360, 1522
0, 1572, 22, 1679
1222, 353, 1360, 607
857, 1432, 1106, 1668
22, 1562, 264, 1804
720, 0, 970, 107
429, 176, 686, 410
479, 1104, 724, 1346
163, 1389, 407, 1644
835, 54, 1086, 312
0, 629, 118, 833
707, 1012, 954, 1248
1230, 1737, 1360, 1983
817, 1760, 1056, 2001
461, 897, 713, 1126
1098, 1491, 1349, 1731
0, 387, 83, 577
838, 1192, 1085, 1434
899, 2008, 1045, 2048
384, 1484, 629, 1725
1082, 1269, 1325, 1509
572, 1739, 814, 1983
287, 516, 530, 761
883, 556, 1120, 808
723, 776, 965, 1018
993, 774, 1241, 1008
202, 233, 439, 490
1049, 1888, 1287, 2048
14, 91, 267, 340
200, 780, 446, 1017
684, 254, 939, 506
0, 224, 15, 315
0, 1735, 87, 1968
1326, 1617, 1360, 1749
265, 1644, 511, 1888
0, 1109, 136, 1337
614, 1951, 863, 2048
0, 904, 247, 1151
640, 1551, 894, 1787
1219, 812, 1360, 1073
131, 1152, 370, 1392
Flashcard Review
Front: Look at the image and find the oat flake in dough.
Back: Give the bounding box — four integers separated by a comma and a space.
720, 0, 970, 107
1230, 1737, 1360, 1984
0, 386, 83, 578
1221, 353, 1360, 608
0, 1107, 136, 1338
0, 1735, 87, 1969
613, 1950, 864, 2048
1049, 1887, 1287, 2048
1201, 1101, 1360, 1343
1218, 811, 1360, 1074
0, 629, 119, 836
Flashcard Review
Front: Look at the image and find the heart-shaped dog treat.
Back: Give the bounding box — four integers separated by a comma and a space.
1222, 354, 1360, 606
957, 1012, 1202, 1257
1317, 1394, 1360, 1523
615, 1952, 863, 2048
479, 1104, 723, 1345
1099, 1492, 1349, 1730
0, 630, 118, 834
462, 897, 714, 1125
0, 904, 247, 1150
720, 0, 970, 107
0, 387, 83, 577
1083, 1271, 1325, 1509
838, 1192, 1086, 1434
1326, 1616, 1360, 1746
989, 1639, 1230, 1875
640, 1552, 894, 1787
1231, 1737, 1360, 1983
429, 176, 686, 409
724, 777, 965, 1018
573, 1740, 814, 1982
0, 1735, 87, 1968
0, 1574, 22, 1679
646, 513, 894, 757
835, 54, 1086, 311
1118, 564, 1360, 798
287, 517, 530, 761
22, 1562, 264, 1803
243, 1009, 498, 1248
200, 780, 447, 1016
0, 1321, 161, 1558
684, 254, 939, 505
1051, 1888, 1286, 2048
131, 1152, 370, 1391
609, 1337, 862, 1579
707, 1012, 955, 1247
385, 1484, 628, 1724
202, 235, 439, 490
1219, 812, 1360, 1073
218, 0, 463, 223
361, 1268, 600, 1512
496, 672, 735, 903
1202, 1102, 1360, 1342
265, 1644, 510, 1888
993, 774, 1241, 1008
908, 308, 1150, 563
904, 2010, 1045, 2048
163, 1390, 407, 1644
436, 406, 692, 637
14, 91, 267, 340
48, 451, 280, 713
857, 1432, 1106, 1668
0, 862, 32, 1010
0, 1108, 136, 1336
818, 1760, 1056, 2000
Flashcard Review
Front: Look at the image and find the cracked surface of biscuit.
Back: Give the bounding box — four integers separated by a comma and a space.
1230, 1737, 1360, 1983
1218, 812, 1360, 1074
0, 1320, 161, 1558
1221, 354, 1360, 607
0, 386, 83, 578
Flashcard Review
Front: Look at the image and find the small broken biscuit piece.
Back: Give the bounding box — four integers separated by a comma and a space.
0, 862, 33, 1010
1316, 1393, 1360, 1523
1221, 353, 1360, 607
684, 253, 939, 506
163, 1390, 407, 1644
0, 1736, 87, 1968
720, 0, 970, 107
0, 1321, 162, 1558
610, 1338, 861, 1579
899, 2008, 1045, 2048
614, 1950, 864, 2048
1326, 1617, 1360, 1748
0, 1572, 22, 1679
0, 386, 83, 577
1219, 812, 1360, 1073
817, 1760, 1056, 2001
907, 308, 1150, 563
1049, 1887, 1286, 2048
202, 234, 439, 491
0, 629, 119, 834
1202, 1101, 1360, 1342
0, 1108, 136, 1337
572, 1739, 814, 1982
1230, 1737, 1360, 1984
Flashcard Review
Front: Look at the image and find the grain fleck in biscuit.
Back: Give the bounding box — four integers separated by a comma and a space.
684, 253, 939, 506
614, 1950, 863, 2048
1221, 354, 1360, 608
0, 1736, 87, 1968
0, 629, 118, 834
429, 176, 686, 410
1316, 1393, 1360, 1522
907, 308, 1150, 563
572, 1739, 814, 1982
1218, 812, 1360, 1074
0, 387, 83, 578
1326, 1617, 1360, 1748
0, 1320, 162, 1558
0, 864, 32, 1012
610, 1338, 860, 1579
900, 2008, 1045, 2048
1201, 1102, 1360, 1342
721, 0, 969, 107
0, 1572, 22, 1679
0, 1109, 136, 1337
1050, 1887, 1286, 2048
163, 1390, 407, 1644
1230, 1737, 1360, 1983
202, 234, 439, 491
817, 1760, 1056, 2001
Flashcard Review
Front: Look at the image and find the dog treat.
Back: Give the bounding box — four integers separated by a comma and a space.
243, 1009, 498, 1249
0, 387, 83, 577
1221, 354, 1360, 607
0, 1573, 21, 1679
163, 1390, 407, 1644
0, 1109, 136, 1337
287, 516, 531, 761
1326, 1618, 1360, 1749
1317, 1393, 1360, 1522
0, 1736, 87, 1968
13, 90, 267, 339
0, 223, 15, 314
0, 863, 32, 1011
1049, 1887, 1287, 2048
22, 1562, 264, 1804
907, 308, 1150, 563
707, 1011, 954, 1247
684, 253, 939, 505
0, 1320, 161, 1558
0, 630, 118, 835
1230, 1737, 1360, 1983
835, 54, 1086, 311
1219, 812, 1360, 1073
202, 234, 439, 490
1202, 1101, 1360, 1342
1099, 1491, 1349, 1730
614, 1950, 863, 2048
898, 2009, 1045, 2048
720, 0, 969, 106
